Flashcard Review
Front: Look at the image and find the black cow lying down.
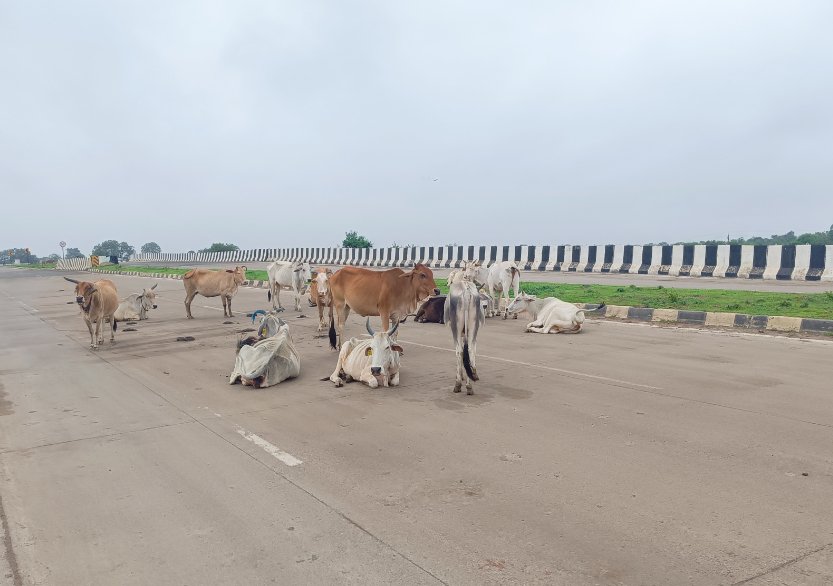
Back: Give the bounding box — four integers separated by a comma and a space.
413, 296, 446, 323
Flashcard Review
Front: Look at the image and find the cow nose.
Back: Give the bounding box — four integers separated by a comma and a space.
152, 305, 158, 309
76, 296, 83, 303
433, 288, 440, 296
370, 367, 382, 376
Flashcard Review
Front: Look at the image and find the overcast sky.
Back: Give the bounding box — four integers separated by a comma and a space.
2, 1, 832, 256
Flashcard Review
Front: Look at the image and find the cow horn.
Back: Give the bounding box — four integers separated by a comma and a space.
151, 283, 158, 290
387, 320, 400, 337
366, 318, 375, 336
63, 277, 79, 284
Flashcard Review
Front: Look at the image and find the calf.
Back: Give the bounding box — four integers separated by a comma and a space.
64, 277, 119, 349
444, 277, 485, 394
184, 266, 247, 318
307, 268, 333, 333
328, 319, 403, 388
413, 296, 446, 323
507, 292, 605, 333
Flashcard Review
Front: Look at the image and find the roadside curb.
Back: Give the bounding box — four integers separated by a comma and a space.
77, 268, 833, 335
579, 303, 833, 335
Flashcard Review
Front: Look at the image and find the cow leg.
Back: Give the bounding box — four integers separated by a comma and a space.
185, 291, 197, 319
453, 340, 465, 393
390, 371, 400, 387
226, 295, 234, 317
294, 288, 302, 312
110, 316, 116, 343
317, 303, 325, 333
337, 305, 351, 350
84, 316, 96, 349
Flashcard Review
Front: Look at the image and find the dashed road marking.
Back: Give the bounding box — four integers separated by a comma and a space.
235, 427, 303, 467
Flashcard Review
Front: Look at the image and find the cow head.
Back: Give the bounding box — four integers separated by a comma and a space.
401, 263, 440, 300
312, 268, 331, 303
233, 266, 247, 284
141, 284, 158, 311
461, 262, 487, 288
507, 292, 535, 315
365, 318, 403, 384
64, 277, 96, 311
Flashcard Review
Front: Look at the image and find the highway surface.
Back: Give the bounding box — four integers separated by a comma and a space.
1, 268, 832, 585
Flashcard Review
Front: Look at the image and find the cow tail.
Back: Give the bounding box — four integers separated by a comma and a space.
462, 287, 478, 381
267, 289, 272, 302
328, 304, 337, 350
113, 319, 118, 332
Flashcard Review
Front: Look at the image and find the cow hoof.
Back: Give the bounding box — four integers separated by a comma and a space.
453, 383, 462, 393
466, 388, 474, 395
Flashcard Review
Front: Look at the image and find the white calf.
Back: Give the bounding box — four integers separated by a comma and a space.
267, 261, 312, 312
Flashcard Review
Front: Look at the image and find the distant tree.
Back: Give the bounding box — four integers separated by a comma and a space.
141, 242, 161, 254
199, 242, 240, 253
66, 247, 84, 259
118, 242, 135, 261
342, 231, 372, 248
91, 240, 121, 257
47, 254, 60, 262
187, 250, 195, 254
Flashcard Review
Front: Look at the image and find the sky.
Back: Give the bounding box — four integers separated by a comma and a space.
2, 1, 832, 257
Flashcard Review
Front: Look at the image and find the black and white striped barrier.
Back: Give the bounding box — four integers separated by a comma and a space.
130, 244, 833, 281
56, 258, 92, 270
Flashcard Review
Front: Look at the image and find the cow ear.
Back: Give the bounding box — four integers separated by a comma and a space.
364, 347, 373, 356
391, 344, 404, 354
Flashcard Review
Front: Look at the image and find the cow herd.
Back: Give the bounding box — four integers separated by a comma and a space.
63, 259, 602, 395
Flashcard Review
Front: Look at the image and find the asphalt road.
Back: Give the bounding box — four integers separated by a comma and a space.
131, 261, 833, 293
1, 268, 832, 585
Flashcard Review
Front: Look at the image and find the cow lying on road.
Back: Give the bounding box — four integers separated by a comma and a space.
114, 284, 158, 322
413, 296, 446, 323
229, 314, 301, 388
184, 266, 247, 318
328, 319, 403, 388
64, 277, 119, 349
507, 292, 605, 333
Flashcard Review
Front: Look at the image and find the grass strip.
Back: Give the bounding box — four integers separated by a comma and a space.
95, 265, 833, 320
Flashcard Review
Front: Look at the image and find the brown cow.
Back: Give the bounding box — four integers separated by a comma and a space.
413, 296, 446, 323
183, 266, 247, 318
308, 268, 333, 334
328, 264, 439, 349
64, 277, 119, 349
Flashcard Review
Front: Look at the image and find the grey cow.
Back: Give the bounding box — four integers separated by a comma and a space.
444, 277, 485, 395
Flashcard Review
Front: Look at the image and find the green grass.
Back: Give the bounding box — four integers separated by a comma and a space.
512, 282, 833, 320
94, 264, 269, 282
96, 266, 833, 320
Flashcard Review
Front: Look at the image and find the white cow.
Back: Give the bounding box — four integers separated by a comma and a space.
507, 292, 605, 334
267, 261, 312, 312
444, 276, 485, 394
229, 314, 301, 388
328, 319, 403, 388
450, 262, 496, 317
113, 284, 158, 322
486, 261, 521, 319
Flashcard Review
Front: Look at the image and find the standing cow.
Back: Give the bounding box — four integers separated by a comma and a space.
486, 261, 521, 319
327, 319, 403, 388
444, 277, 485, 394
307, 268, 333, 333
507, 293, 605, 333
183, 266, 247, 318
328, 264, 439, 350
267, 261, 311, 313
64, 277, 120, 349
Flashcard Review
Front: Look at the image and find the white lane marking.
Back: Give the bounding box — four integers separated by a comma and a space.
399, 339, 662, 390
236, 427, 303, 466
